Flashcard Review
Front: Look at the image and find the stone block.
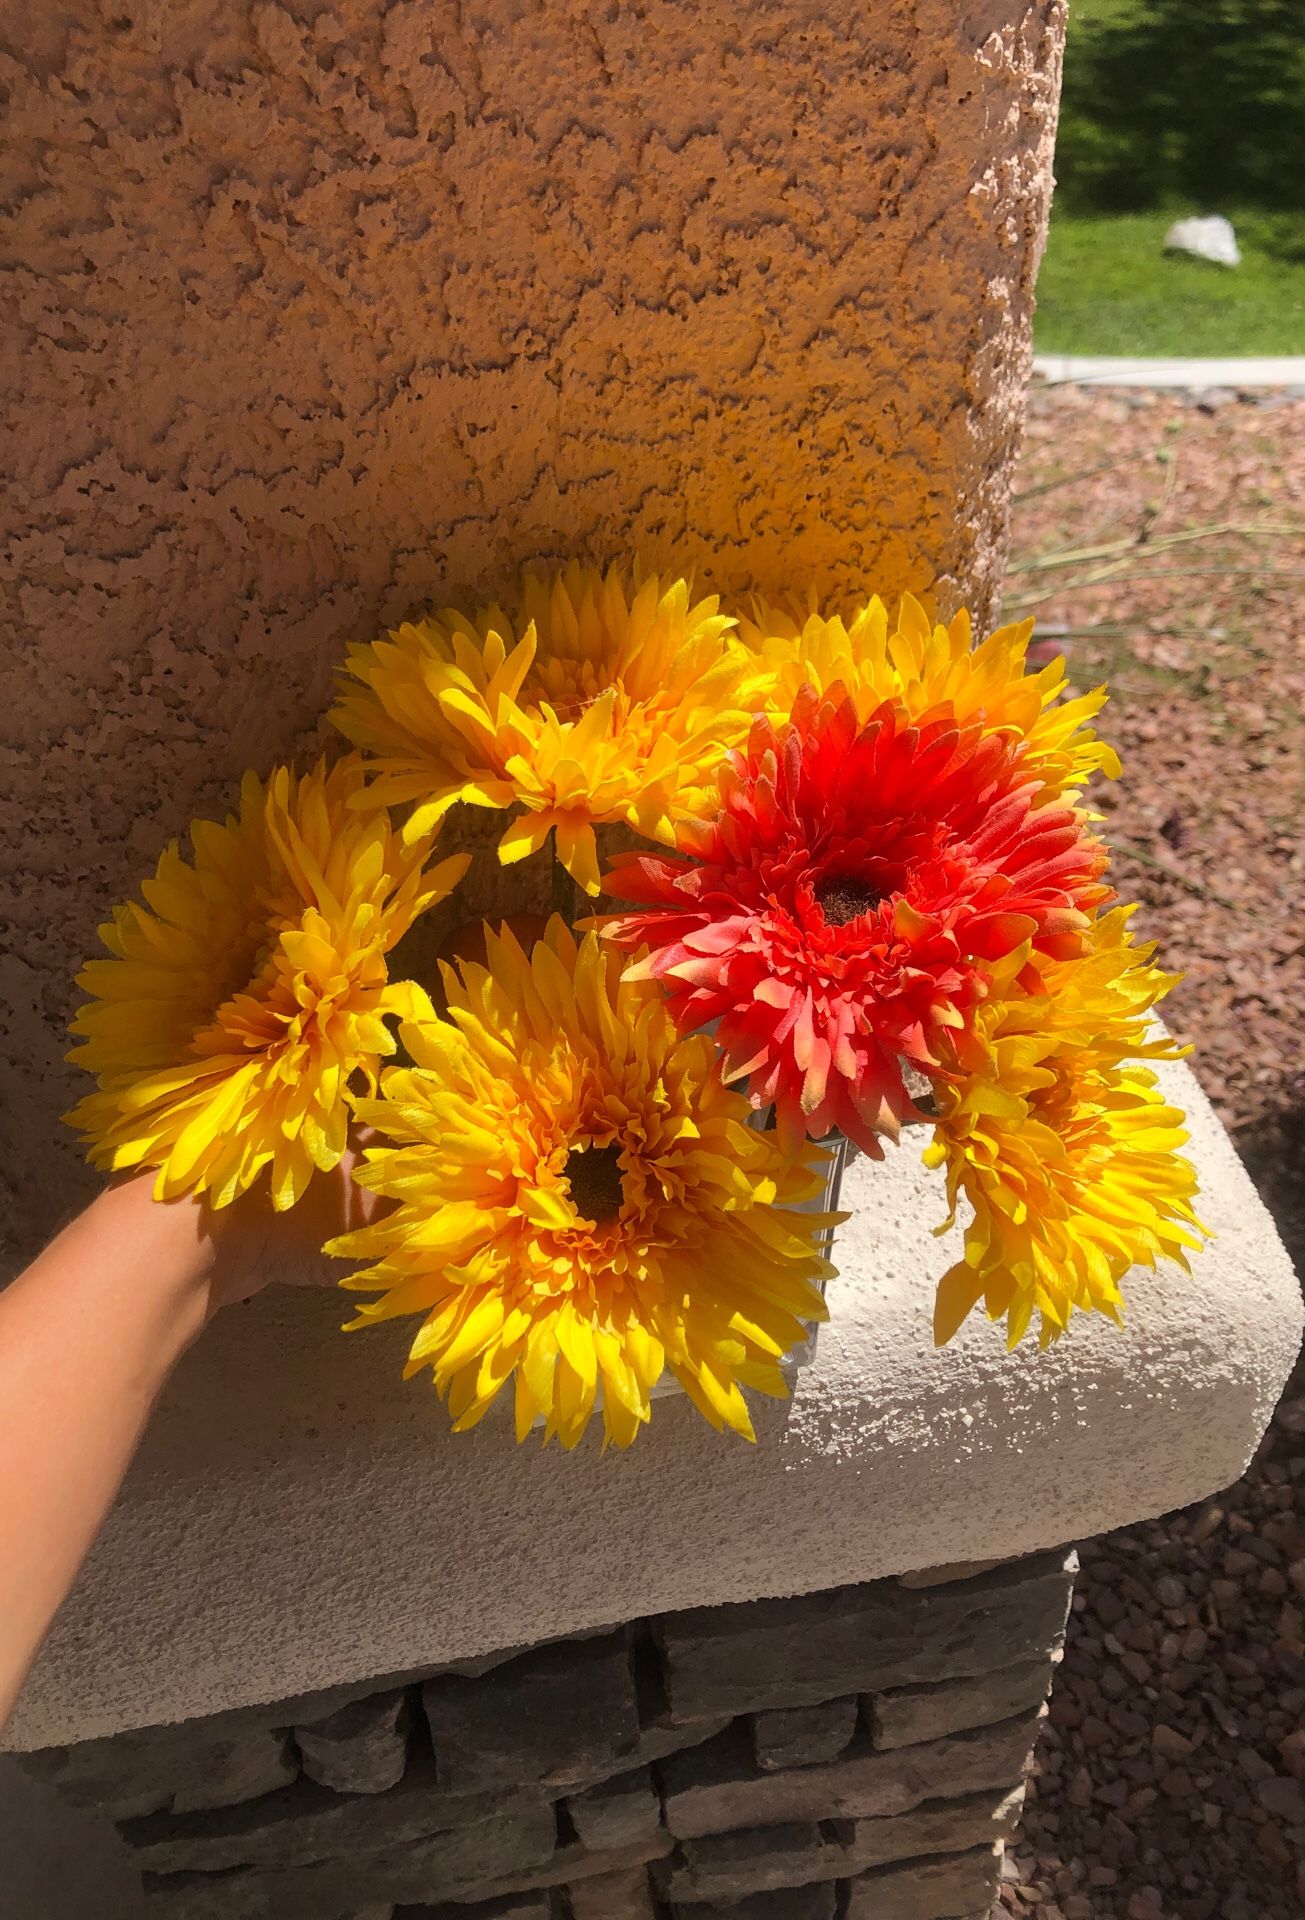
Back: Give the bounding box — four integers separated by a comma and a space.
121, 1754, 513, 1873
844, 1785, 1023, 1873
752, 1700, 859, 1772
13, 1663, 478, 1821
630, 1715, 734, 1769
664, 1787, 1021, 1902
19, 1664, 456, 1819
17, 1644, 589, 1822
395, 1896, 552, 1919
664, 1821, 830, 1901
841, 1845, 1000, 1920
655, 1551, 1075, 1722
565, 1765, 662, 1851
567, 1867, 660, 1919
505, 1708, 729, 1809
296, 1689, 412, 1795
139, 1802, 557, 1918
456, 1831, 674, 1906
870, 1659, 1052, 1751
169, 1734, 298, 1817
672, 1885, 838, 1920
18, 1723, 298, 1820
422, 1630, 640, 1792
661, 1711, 1039, 1841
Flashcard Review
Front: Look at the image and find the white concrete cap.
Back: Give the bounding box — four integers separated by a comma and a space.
5, 1056, 1299, 1751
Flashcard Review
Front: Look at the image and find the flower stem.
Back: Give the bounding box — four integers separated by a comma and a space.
550, 834, 585, 929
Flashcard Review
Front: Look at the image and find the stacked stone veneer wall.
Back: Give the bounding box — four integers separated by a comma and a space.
19, 1549, 1075, 1920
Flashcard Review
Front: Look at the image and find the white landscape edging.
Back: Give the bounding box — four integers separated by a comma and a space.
1033, 354, 1305, 389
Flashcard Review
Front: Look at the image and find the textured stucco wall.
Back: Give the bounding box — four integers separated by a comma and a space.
0, 1, 1065, 1263
5, 1056, 1299, 1750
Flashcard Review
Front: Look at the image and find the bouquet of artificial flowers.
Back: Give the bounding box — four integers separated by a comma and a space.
66, 565, 1205, 1448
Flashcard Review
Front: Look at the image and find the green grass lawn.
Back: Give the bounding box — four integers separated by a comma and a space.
1034, 209, 1305, 357
1037, 0, 1305, 354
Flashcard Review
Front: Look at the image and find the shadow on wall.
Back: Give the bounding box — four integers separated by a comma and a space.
1056, 0, 1305, 232
0, 1759, 145, 1920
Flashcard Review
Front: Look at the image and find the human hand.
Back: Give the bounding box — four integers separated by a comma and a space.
201, 1133, 390, 1316
0, 1137, 392, 1727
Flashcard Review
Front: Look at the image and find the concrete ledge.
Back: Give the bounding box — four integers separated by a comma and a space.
5, 1056, 1299, 1750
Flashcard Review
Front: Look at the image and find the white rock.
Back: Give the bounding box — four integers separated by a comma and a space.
1164, 216, 1241, 268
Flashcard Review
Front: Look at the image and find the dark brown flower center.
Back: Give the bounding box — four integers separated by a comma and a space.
815, 875, 881, 927
564, 1143, 626, 1223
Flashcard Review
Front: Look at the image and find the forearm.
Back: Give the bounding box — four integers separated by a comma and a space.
0, 1177, 219, 1729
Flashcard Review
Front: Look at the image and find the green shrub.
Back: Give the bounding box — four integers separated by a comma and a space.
1057, 0, 1305, 226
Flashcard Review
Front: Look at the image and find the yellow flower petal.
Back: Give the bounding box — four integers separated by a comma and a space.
928, 907, 1206, 1346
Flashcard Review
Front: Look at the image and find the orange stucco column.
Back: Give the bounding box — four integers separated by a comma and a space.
0, 2, 1066, 1256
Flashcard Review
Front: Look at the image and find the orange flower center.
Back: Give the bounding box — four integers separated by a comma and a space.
1028, 1062, 1111, 1160
530, 653, 627, 725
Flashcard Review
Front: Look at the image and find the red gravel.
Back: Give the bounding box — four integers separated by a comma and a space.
1000, 385, 1305, 1920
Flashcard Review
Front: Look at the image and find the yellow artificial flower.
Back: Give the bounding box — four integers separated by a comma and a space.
66, 757, 468, 1210
331, 564, 754, 896
735, 591, 1120, 804
330, 918, 839, 1448
926, 907, 1206, 1348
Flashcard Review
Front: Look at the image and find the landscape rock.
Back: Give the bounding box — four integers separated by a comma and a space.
1151, 1723, 1195, 1762
1257, 1776, 1305, 1824
1163, 215, 1241, 267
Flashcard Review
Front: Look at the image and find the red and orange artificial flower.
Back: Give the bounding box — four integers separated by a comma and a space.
603, 685, 1112, 1156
